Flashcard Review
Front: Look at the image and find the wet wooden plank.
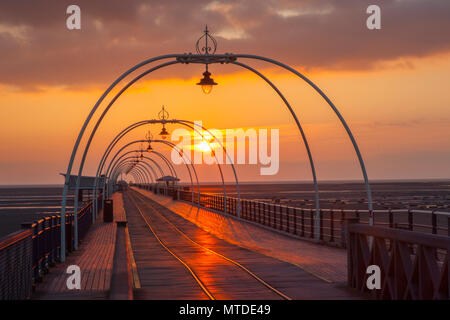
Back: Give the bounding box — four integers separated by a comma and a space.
33, 193, 126, 299
124, 190, 363, 300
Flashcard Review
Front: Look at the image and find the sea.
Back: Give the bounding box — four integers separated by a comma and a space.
1, 180, 449, 238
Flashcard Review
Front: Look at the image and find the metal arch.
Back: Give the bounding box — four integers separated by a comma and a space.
126, 171, 141, 185
111, 157, 157, 184
127, 168, 146, 186
115, 165, 148, 187
103, 140, 200, 203
111, 151, 194, 199
126, 168, 145, 185
151, 150, 177, 178
103, 150, 167, 198
134, 152, 195, 204
112, 162, 150, 187
229, 61, 320, 238
134, 158, 158, 183
176, 119, 242, 216
92, 119, 236, 218
113, 160, 152, 184
118, 164, 143, 185
105, 141, 200, 203
107, 154, 165, 186
111, 151, 193, 201
112, 161, 151, 185
61, 56, 180, 258
63, 52, 372, 259
108, 157, 162, 198
105, 150, 193, 201
234, 54, 374, 225
124, 169, 141, 185
92, 120, 231, 215
71, 60, 180, 250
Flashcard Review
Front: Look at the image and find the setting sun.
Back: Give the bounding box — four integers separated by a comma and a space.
196, 140, 212, 152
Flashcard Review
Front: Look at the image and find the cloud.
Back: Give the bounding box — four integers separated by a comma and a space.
0, 0, 449, 89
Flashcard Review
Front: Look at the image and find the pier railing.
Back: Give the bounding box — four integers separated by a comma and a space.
347, 221, 449, 300
0, 194, 103, 300
137, 185, 450, 247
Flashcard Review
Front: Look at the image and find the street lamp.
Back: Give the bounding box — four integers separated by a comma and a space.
195, 25, 218, 94
197, 66, 217, 94
159, 125, 169, 140
158, 105, 169, 139
145, 130, 153, 152
139, 149, 144, 160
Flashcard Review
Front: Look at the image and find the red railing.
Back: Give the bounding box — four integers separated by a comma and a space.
0, 194, 103, 300
346, 221, 449, 300
139, 185, 450, 247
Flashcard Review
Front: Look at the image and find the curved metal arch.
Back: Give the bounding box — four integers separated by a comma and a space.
234, 54, 373, 225
109, 152, 194, 204
107, 155, 165, 186
125, 152, 195, 204
112, 160, 151, 185
102, 140, 211, 206
61, 56, 181, 257
103, 140, 200, 204
113, 159, 152, 183
62, 53, 372, 260
108, 152, 190, 200
108, 157, 161, 200
127, 168, 146, 186
111, 157, 157, 184
116, 165, 149, 188
113, 161, 152, 188
126, 171, 141, 185
150, 150, 177, 178
116, 163, 145, 186
105, 150, 190, 199
92, 119, 236, 218
126, 168, 145, 185
229, 61, 320, 237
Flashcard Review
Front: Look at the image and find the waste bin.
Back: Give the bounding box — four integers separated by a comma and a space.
104, 199, 113, 222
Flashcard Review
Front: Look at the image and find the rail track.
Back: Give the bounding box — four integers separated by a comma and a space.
126, 190, 292, 300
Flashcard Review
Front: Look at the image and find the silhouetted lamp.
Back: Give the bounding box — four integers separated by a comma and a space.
145, 130, 153, 152
159, 125, 169, 140
197, 68, 217, 94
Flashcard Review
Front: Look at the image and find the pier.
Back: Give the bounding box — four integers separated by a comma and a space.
1, 185, 448, 300
1, 27, 449, 301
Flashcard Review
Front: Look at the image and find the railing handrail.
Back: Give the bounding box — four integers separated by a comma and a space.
204, 192, 450, 216
349, 223, 450, 249
0, 228, 33, 252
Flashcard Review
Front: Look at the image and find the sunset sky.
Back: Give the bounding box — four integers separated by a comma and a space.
0, 0, 450, 184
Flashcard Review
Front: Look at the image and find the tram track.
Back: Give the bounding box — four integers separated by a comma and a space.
126, 190, 292, 300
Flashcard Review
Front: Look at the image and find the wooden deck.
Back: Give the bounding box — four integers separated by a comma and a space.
124, 189, 362, 300
32, 189, 363, 300
33, 193, 123, 300
133, 187, 349, 283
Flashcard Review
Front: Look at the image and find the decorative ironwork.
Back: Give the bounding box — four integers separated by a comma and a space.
158, 105, 169, 121
158, 106, 170, 139
145, 130, 153, 152
196, 25, 217, 55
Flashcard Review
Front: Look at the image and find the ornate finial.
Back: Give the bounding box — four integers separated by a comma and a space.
196, 25, 217, 55
158, 105, 169, 120
145, 130, 153, 142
